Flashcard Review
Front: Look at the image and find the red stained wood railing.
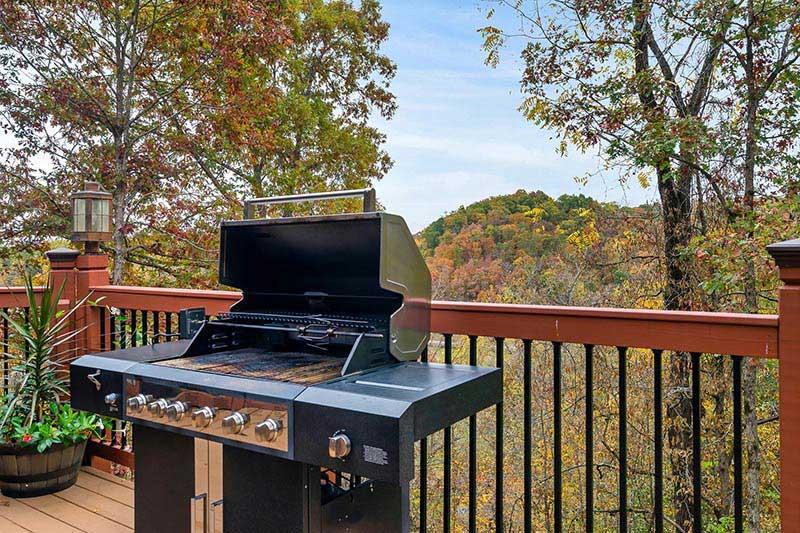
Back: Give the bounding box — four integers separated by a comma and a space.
85, 288, 781, 359
90, 285, 241, 316
431, 301, 778, 358
0, 286, 44, 309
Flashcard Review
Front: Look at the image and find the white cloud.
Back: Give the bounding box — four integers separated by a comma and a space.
386, 132, 595, 170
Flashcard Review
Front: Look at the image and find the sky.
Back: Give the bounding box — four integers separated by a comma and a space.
373, 0, 657, 232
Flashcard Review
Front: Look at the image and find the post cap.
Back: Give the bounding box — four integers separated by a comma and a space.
45, 247, 80, 263
767, 239, 800, 268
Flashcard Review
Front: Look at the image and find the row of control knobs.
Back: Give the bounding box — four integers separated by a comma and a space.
126, 394, 283, 442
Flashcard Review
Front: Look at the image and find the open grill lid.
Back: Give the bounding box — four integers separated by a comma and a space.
218, 199, 431, 362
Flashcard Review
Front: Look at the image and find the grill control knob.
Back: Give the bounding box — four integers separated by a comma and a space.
192, 407, 216, 428
255, 418, 283, 442
104, 393, 120, 406
126, 394, 153, 413
147, 398, 170, 418
166, 401, 191, 422
222, 412, 250, 434
328, 433, 352, 459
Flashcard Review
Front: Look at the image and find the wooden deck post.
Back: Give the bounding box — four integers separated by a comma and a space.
75, 253, 110, 354
46, 246, 109, 358
45, 247, 80, 361
767, 239, 800, 531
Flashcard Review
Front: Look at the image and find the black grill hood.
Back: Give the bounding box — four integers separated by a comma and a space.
218, 212, 431, 361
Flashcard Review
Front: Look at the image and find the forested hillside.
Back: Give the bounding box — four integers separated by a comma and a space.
418, 189, 662, 308
412, 190, 782, 532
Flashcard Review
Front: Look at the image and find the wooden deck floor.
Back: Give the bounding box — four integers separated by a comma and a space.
0, 467, 133, 532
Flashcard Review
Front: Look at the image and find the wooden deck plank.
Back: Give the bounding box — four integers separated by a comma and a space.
79, 467, 133, 489
22, 492, 132, 533
75, 470, 133, 507
55, 485, 133, 529
0, 514, 33, 532
0, 496, 83, 533
0, 468, 135, 533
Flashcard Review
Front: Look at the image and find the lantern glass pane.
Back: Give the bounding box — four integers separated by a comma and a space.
91, 199, 110, 232
73, 198, 86, 232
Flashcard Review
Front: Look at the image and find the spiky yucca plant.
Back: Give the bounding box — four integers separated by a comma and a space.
0, 275, 100, 450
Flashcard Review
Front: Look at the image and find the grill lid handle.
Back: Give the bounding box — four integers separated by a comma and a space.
243, 188, 376, 219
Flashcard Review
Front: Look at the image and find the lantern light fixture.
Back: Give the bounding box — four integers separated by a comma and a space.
70, 181, 112, 253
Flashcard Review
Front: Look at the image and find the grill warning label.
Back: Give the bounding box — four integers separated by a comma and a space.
363, 445, 389, 465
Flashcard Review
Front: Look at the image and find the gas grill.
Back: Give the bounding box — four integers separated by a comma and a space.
70, 189, 502, 533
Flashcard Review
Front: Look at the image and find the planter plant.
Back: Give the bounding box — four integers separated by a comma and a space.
0, 277, 102, 497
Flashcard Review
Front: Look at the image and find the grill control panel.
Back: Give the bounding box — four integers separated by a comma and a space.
124, 378, 290, 453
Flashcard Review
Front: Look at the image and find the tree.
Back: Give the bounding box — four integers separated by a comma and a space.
695, 3, 800, 528
480, 0, 799, 530
172, 0, 395, 218
0, 0, 289, 283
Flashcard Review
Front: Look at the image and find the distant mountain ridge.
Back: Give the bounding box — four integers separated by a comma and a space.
417, 189, 658, 306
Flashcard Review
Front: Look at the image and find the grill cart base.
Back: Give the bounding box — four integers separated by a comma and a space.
223, 446, 409, 533
134, 425, 195, 533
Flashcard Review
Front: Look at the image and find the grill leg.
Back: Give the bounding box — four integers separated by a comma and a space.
223, 445, 317, 533
134, 424, 195, 533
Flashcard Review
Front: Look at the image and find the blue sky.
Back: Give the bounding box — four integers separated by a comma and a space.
372, 0, 656, 231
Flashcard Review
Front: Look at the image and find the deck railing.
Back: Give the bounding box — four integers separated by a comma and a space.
3, 239, 799, 531
0, 286, 44, 395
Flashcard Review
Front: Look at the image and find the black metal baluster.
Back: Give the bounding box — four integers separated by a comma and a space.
495, 337, 504, 532
142, 311, 149, 345
120, 420, 128, 449
553, 341, 562, 533
692, 353, 702, 533
118, 310, 126, 349
420, 346, 428, 532
732, 356, 743, 533
585, 344, 594, 533
468, 335, 478, 533
618, 346, 628, 533
524, 339, 532, 533
99, 307, 106, 352
120, 310, 128, 348
110, 311, 117, 350
130, 310, 138, 347
443, 333, 453, 533
165, 312, 173, 340
153, 311, 161, 344
653, 350, 664, 533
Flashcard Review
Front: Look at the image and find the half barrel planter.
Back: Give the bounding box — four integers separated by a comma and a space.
0, 440, 87, 498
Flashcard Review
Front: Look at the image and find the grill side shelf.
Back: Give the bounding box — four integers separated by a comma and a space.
293, 362, 503, 484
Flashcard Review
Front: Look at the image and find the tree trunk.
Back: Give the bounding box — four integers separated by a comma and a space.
658, 161, 695, 532
111, 182, 127, 285
740, 2, 761, 527
110, 2, 131, 285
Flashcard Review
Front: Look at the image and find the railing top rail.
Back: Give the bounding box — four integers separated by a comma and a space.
432, 300, 778, 327
432, 301, 778, 358
86, 285, 779, 358
90, 285, 240, 315
90, 285, 240, 300
0, 286, 45, 308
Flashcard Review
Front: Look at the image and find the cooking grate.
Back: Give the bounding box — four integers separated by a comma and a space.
157, 349, 345, 385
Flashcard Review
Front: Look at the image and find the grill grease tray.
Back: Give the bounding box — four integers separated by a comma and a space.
157, 349, 345, 385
